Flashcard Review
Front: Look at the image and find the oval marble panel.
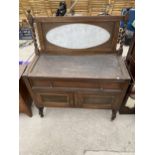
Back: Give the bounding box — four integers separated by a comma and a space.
46, 24, 110, 49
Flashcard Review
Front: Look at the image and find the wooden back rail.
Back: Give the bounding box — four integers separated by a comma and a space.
26, 10, 127, 56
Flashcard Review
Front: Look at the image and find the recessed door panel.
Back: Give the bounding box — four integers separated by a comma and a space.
75, 92, 120, 109
36, 92, 74, 107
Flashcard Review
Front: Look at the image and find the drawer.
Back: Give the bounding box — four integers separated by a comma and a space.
30, 79, 52, 87
52, 80, 99, 89
30, 79, 99, 88
35, 91, 74, 107
75, 91, 121, 109
30, 78, 127, 90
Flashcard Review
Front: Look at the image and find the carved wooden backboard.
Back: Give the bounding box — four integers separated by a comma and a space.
34, 16, 124, 55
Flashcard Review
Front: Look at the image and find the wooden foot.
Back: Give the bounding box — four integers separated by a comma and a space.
39, 107, 44, 117
111, 109, 117, 121
117, 47, 123, 55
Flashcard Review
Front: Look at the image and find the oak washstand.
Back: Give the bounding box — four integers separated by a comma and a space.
23, 11, 130, 120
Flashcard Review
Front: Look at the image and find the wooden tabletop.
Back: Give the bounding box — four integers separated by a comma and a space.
29, 54, 130, 80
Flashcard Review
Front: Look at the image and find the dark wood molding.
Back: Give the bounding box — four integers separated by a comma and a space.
33, 15, 125, 55
34, 16, 125, 22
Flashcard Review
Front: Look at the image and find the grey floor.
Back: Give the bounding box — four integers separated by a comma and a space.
19, 106, 135, 155
19, 42, 134, 155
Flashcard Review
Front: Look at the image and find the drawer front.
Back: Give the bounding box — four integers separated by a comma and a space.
35, 92, 74, 107
30, 79, 52, 87
75, 92, 121, 109
29, 78, 128, 90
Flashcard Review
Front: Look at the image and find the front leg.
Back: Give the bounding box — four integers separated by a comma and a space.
111, 109, 117, 121
38, 107, 44, 117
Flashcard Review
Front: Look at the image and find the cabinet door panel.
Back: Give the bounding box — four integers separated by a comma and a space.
36, 92, 74, 107
75, 92, 121, 109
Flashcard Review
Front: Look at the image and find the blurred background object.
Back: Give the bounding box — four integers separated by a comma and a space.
19, 0, 135, 20
56, 1, 67, 16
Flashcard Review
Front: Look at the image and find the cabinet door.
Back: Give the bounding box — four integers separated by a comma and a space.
75, 91, 121, 109
36, 92, 74, 107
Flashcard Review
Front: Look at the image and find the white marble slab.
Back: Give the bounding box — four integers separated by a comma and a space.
46, 23, 110, 49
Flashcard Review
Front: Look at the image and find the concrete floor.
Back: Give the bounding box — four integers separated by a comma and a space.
19, 41, 134, 155
19, 40, 35, 63
19, 106, 135, 155
85, 151, 134, 155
